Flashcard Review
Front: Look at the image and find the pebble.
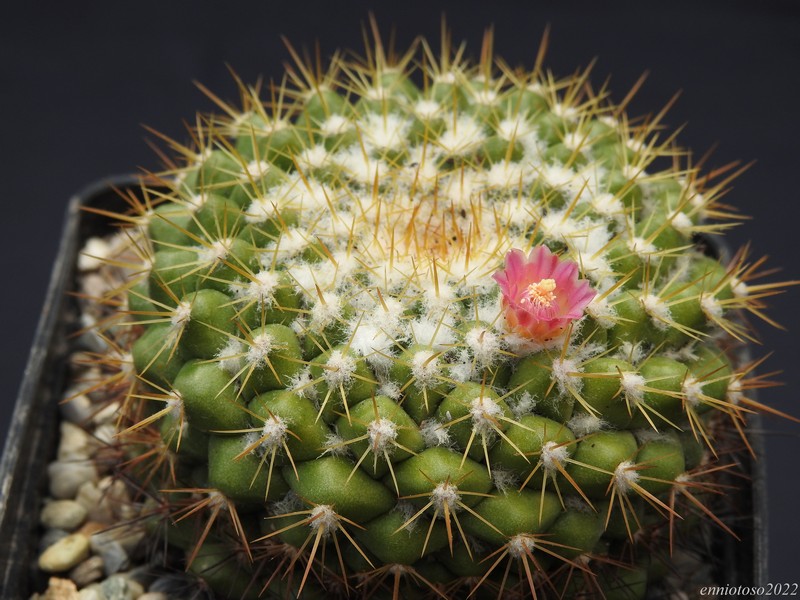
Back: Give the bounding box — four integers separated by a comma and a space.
90, 531, 128, 574
38, 577, 79, 599
48, 460, 98, 499
59, 392, 95, 425
138, 594, 167, 600
57, 422, 97, 460
38, 528, 70, 554
38, 533, 91, 573
41, 500, 89, 531
77, 584, 105, 600
76, 481, 114, 524
69, 555, 105, 587
101, 575, 144, 600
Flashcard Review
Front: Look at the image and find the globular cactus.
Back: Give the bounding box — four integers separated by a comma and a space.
93, 26, 792, 599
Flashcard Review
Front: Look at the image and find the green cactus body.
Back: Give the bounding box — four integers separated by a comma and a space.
100, 26, 791, 600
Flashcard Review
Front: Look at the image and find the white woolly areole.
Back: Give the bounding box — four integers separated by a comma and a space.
469, 396, 503, 436
414, 99, 441, 119
236, 270, 280, 306
465, 327, 503, 368
568, 413, 605, 437
408, 318, 456, 350
207, 490, 229, 511
510, 392, 536, 420
319, 114, 351, 137
420, 419, 452, 447
585, 296, 617, 329
247, 332, 274, 367
731, 276, 749, 298
437, 116, 485, 155
298, 144, 330, 169
289, 368, 316, 399
242, 159, 271, 179
323, 350, 357, 389
360, 113, 409, 150
197, 238, 232, 264
551, 358, 582, 395
261, 415, 289, 451
641, 293, 672, 330
613, 461, 640, 494
310, 291, 342, 329
507, 535, 536, 559
216, 339, 244, 374
727, 378, 743, 406
431, 482, 460, 512
620, 372, 646, 405
627, 236, 657, 257
368, 418, 398, 453
540, 441, 569, 473
671, 212, 694, 235
682, 376, 704, 409
411, 350, 441, 389
308, 505, 339, 536
700, 294, 724, 320
591, 192, 624, 218
323, 433, 349, 457
171, 301, 192, 329
495, 116, 535, 141
491, 468, 518, 494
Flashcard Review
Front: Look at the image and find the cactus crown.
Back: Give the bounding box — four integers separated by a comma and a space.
87, 24, 793, 599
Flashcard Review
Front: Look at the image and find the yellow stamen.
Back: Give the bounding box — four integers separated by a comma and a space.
524, 278, 557, 308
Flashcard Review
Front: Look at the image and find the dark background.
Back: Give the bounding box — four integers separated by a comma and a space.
2, 0, 798, 585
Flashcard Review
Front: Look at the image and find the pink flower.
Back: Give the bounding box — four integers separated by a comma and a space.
492, 246, 596, 343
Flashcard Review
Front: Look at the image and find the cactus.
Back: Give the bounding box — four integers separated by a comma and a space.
90, 25, 794, 599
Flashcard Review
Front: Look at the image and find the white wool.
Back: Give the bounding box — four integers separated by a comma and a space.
297, 144, 330, 169
486, 161, 528, 190
613, 461, 640, 494
430, 482, 460, 511
319, 114, 351, 137
469, 396, 503, 436
590, 192, 624, 218
682, 376, 704, 409
335, 146, 386, 185
246, 332, 274, 367
216, 339, 244, 374
464, 326, 503, 368
567, 413, 605, 437
495, 116, 535, 141
411, 350, 441, 389
551, 358, 582, 395
540, 440, 569, 473
323, 350, 357, 389
671, 212, 694, 235
437, 116, 485, 155
507, 534, 536, 559
491, 468, 518, 494
700, 294, 724, 321
641, 293, 672, 330
241, 159, 271, 180
309, 291, 342, 329
420, 419, 452, 447
260, 415, 289, 451
620, 371, 646, 406
170, 301, 192, 329
627, 236, 657, 257
413, 99, 441, 120
585, 296, 617, 329
360, 113, 409, 150
408, 317, 456, 350
367, 418, 398, 453
196, 238, 232, 264
308, 505, 339, 536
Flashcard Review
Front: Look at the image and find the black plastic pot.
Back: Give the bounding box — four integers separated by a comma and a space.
0, 178, 769, 598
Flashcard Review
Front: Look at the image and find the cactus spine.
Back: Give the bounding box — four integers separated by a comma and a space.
89, 25, 793, 599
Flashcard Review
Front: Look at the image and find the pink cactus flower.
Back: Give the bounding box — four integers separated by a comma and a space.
492, 246, 596, 343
